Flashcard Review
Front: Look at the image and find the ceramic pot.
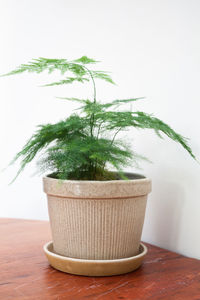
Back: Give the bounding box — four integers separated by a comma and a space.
43, 173, 151, 260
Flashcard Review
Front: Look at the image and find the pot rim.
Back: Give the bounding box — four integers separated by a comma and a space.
43, 172, 149, 183
43, 172, 151, 199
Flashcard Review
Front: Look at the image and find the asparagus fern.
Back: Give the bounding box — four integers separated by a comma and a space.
3, 56, 196, 181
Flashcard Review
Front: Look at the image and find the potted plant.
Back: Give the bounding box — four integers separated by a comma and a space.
3, 56, 195, 276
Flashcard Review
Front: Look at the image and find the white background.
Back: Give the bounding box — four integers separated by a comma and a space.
0, 0, 200, 259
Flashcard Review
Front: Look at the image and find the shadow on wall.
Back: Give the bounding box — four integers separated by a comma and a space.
143, 179, 186, 251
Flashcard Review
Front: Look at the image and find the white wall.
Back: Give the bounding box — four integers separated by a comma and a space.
0, 0, 200, 259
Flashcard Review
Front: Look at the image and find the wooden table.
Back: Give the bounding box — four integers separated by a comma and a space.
1, 219, 200, 300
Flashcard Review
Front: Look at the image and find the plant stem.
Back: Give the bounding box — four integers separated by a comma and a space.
96, 121, 104, 140
72, 63, 96, 103
111, 127, 122, 146
101, 127, 122, 171
84, 67, 96, 103
76, 65, 96, 139
81, 65, 96, 138
73, 63, 97, 174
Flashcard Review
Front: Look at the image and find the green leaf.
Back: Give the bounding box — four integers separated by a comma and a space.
73, 56, 99, 64
100, 97, 145, 109
10, 115, 89, 179
69, 63, 87, 76
42, 77, 89, 87
92, 71, 115, 84
56, 97, 87, 103
109, 97, 145, 105
132, 111, 196, 159
2, 57, 70, 76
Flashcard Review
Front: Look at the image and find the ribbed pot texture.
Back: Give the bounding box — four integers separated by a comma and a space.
43, 173, 151, 260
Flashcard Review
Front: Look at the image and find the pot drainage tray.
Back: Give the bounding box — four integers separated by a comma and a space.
43, 241, 147, 276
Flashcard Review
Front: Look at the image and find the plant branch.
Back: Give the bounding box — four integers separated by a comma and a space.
111, 127, 122, 146
96, 121, 104, 140
73, 63, 97, 138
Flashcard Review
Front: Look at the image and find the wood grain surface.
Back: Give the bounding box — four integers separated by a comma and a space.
0, 218, 200, 300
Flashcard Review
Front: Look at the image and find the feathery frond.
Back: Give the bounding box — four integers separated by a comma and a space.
73, 56, 99, 64
91, 71, 115, 84
42, 77, 89, 87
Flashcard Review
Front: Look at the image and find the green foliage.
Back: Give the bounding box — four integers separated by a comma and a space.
2, 56, 114, 87
92, 71, 115, 84
3, 56, 196, 181
73, 56, 99, 64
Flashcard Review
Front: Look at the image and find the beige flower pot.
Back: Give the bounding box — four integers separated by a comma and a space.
43, 173, 151, 261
